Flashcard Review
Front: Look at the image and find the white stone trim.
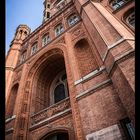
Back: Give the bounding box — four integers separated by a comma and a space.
86, 124, 123, 140
5, 115, 16, 124
107, 48, 135, 74
5, 128, 14, 133
76, 79, 112, 100
102, 37, 135, 61
108, 37, 125, 50
74, 66, 105, 85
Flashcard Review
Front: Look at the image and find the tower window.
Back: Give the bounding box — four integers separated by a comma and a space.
31, 42, 38, 55
47, 12, 50, 18
42, 34, 51, 47
68, 14, 79, 26
19, 30, 23, 34
24, 31, 27, 36
55, 23, 64, 37
47, 4, 50, 8
110, 0, 131, 10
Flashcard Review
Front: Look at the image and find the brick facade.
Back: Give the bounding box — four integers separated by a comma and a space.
6, 0, 135, 140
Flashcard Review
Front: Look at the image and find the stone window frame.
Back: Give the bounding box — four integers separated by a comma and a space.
55, 23, 64, 37
67, 13, 80, 26
42, 33, 51, 47
109, 0, 132, 10
20, 50, 27, 64
31, 42, 38, 55
50, 71, 69, 105
122, 7, 135, 30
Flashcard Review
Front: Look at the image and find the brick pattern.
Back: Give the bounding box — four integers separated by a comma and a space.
6, 0, 135, 140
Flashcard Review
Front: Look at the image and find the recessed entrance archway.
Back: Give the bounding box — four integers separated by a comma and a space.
31, 52, 69, 113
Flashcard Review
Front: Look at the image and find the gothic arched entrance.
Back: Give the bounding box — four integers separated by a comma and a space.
30, 49, 70, 114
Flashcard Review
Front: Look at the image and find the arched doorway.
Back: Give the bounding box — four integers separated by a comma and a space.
40, 131, 69, 140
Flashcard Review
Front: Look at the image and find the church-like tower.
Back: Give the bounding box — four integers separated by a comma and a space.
6, 0, 135, 140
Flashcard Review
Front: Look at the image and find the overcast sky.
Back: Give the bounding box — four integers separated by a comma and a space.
6, 0, 44, 54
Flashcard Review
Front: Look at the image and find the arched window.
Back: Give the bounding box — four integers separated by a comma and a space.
123, 8, 135, 29
42, 33, 51, 47
31, 42, 38, 55
51, 72, 69, 104
68, 14, 79, 26
55, 23, 64, 37
110, 0, 130, 10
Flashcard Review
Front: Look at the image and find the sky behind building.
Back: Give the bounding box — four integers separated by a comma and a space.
6, 0, 44, 54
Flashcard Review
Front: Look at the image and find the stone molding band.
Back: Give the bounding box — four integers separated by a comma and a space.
5, 115, 16, 124
76, 79, 112, 101
5, 128, 14, 134
74, 66, 105, 85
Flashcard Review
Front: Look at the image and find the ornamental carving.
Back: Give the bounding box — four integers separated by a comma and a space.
55, 38, 65, 44
71, 25, 85, 41
31, 98, 70, 125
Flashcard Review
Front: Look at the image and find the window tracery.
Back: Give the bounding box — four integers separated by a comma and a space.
31, 42, 38, 55
68, 14, 79, 26
42, 33, 51, 47
55, 23, 64, 36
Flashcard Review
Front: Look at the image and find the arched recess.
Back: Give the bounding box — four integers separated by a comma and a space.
31, 50, 69, 113
6, 83, 19, 118
74, 38, 98, 77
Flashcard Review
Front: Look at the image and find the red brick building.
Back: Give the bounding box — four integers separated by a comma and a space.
6, 0, 135, 139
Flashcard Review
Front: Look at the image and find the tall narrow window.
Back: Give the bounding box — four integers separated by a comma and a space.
47, 4, 50, 8
68, 14, 79, 26
47, 12, 50, 18
20, 51, 27, 63
51, 72, 69, 104
42, 34, 51, 47
55, 23, 64, 37
31, 42, 38, 55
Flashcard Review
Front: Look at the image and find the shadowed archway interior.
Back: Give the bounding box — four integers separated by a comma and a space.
33, 53, 68, 113
40, 130, 69, 140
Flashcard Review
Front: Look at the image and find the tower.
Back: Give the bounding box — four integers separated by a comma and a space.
6, 0, 135, 140
6, 25, 31, 104
43, 0, 51, 22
